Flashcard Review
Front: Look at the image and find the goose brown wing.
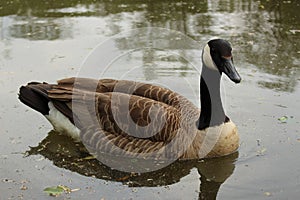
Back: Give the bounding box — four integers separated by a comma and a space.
48, 86, 184, 142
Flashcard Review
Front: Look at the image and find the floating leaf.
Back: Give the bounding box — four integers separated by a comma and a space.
278, 116, 288, 123
43, 185, 79, 196
20, 185, 28, 190
289, 30, 300, 34
58, 185, 71, 193
82, 155, 96, 160
260, 148, 267, 154
71, 188, 80, 192
256, 147, 267, 156
43, 186, 64, 196
264, 192, 272, 197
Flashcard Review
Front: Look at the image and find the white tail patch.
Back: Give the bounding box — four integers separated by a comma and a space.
203, 44, 218, 71
45, 102, 80, 141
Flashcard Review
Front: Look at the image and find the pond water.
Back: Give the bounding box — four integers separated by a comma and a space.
0, 0, 299, 199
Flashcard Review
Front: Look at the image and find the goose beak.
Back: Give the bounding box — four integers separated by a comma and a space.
223, 58, 241, 83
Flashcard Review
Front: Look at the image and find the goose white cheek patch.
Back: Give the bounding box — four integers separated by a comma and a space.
202, 44, 218, 71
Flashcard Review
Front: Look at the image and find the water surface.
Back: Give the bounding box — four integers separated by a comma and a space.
0, 0, 299, 199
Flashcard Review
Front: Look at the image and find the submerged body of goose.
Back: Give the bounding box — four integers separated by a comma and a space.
19, 39, 241, 160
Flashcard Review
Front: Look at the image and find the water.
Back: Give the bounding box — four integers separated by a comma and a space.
0, 0, 299, 199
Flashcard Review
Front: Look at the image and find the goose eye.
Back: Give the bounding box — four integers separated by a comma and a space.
222, 56, 232, 60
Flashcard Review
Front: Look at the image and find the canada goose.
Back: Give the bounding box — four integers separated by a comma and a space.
19, 39, 241, 160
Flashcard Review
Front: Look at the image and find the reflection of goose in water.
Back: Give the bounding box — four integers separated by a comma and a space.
19, 39, 241, 161
27, 131, 238, 200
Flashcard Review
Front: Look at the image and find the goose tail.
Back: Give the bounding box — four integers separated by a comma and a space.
18, 82, 51, 115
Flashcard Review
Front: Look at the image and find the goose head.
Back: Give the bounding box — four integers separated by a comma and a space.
202, 39, 241, 83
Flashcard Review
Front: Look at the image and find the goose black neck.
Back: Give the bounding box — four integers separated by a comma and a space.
198, 66, 227, 130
